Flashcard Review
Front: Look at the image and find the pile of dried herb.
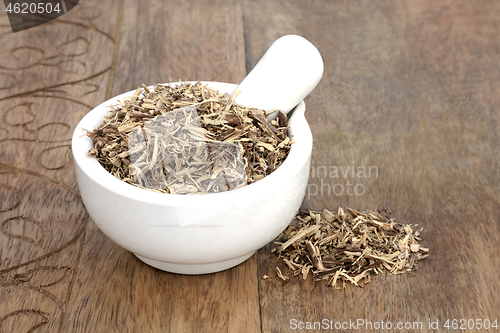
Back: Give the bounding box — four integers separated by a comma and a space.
86, 82, 292, 194
272, 208, 429, 288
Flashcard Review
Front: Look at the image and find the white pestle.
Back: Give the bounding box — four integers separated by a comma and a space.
234, 35, 324, 120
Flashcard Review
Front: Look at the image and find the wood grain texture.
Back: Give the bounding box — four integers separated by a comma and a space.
245, 0, 500, 332
110, 0, 246, 95
0, 1, 122, 332
1, 0, 499, 332
60, 1, 259, 332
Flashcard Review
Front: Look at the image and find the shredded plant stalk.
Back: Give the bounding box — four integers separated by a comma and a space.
273, 208, 430, 288
86, 82, 292, 194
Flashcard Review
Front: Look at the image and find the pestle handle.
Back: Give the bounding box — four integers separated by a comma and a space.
234, 35, 324, 120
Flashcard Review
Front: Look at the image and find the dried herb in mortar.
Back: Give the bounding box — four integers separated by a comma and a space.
273, 208, 429, 288
86, 82, 293, 194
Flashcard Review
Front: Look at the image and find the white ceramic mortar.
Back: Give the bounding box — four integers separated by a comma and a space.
72, 81, 313, 274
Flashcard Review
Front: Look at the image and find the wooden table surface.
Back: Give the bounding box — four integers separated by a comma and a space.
1, 1, 499, 332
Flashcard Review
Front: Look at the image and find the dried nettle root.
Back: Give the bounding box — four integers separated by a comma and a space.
86, 82, 293, 194
273, 208, 429, 288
